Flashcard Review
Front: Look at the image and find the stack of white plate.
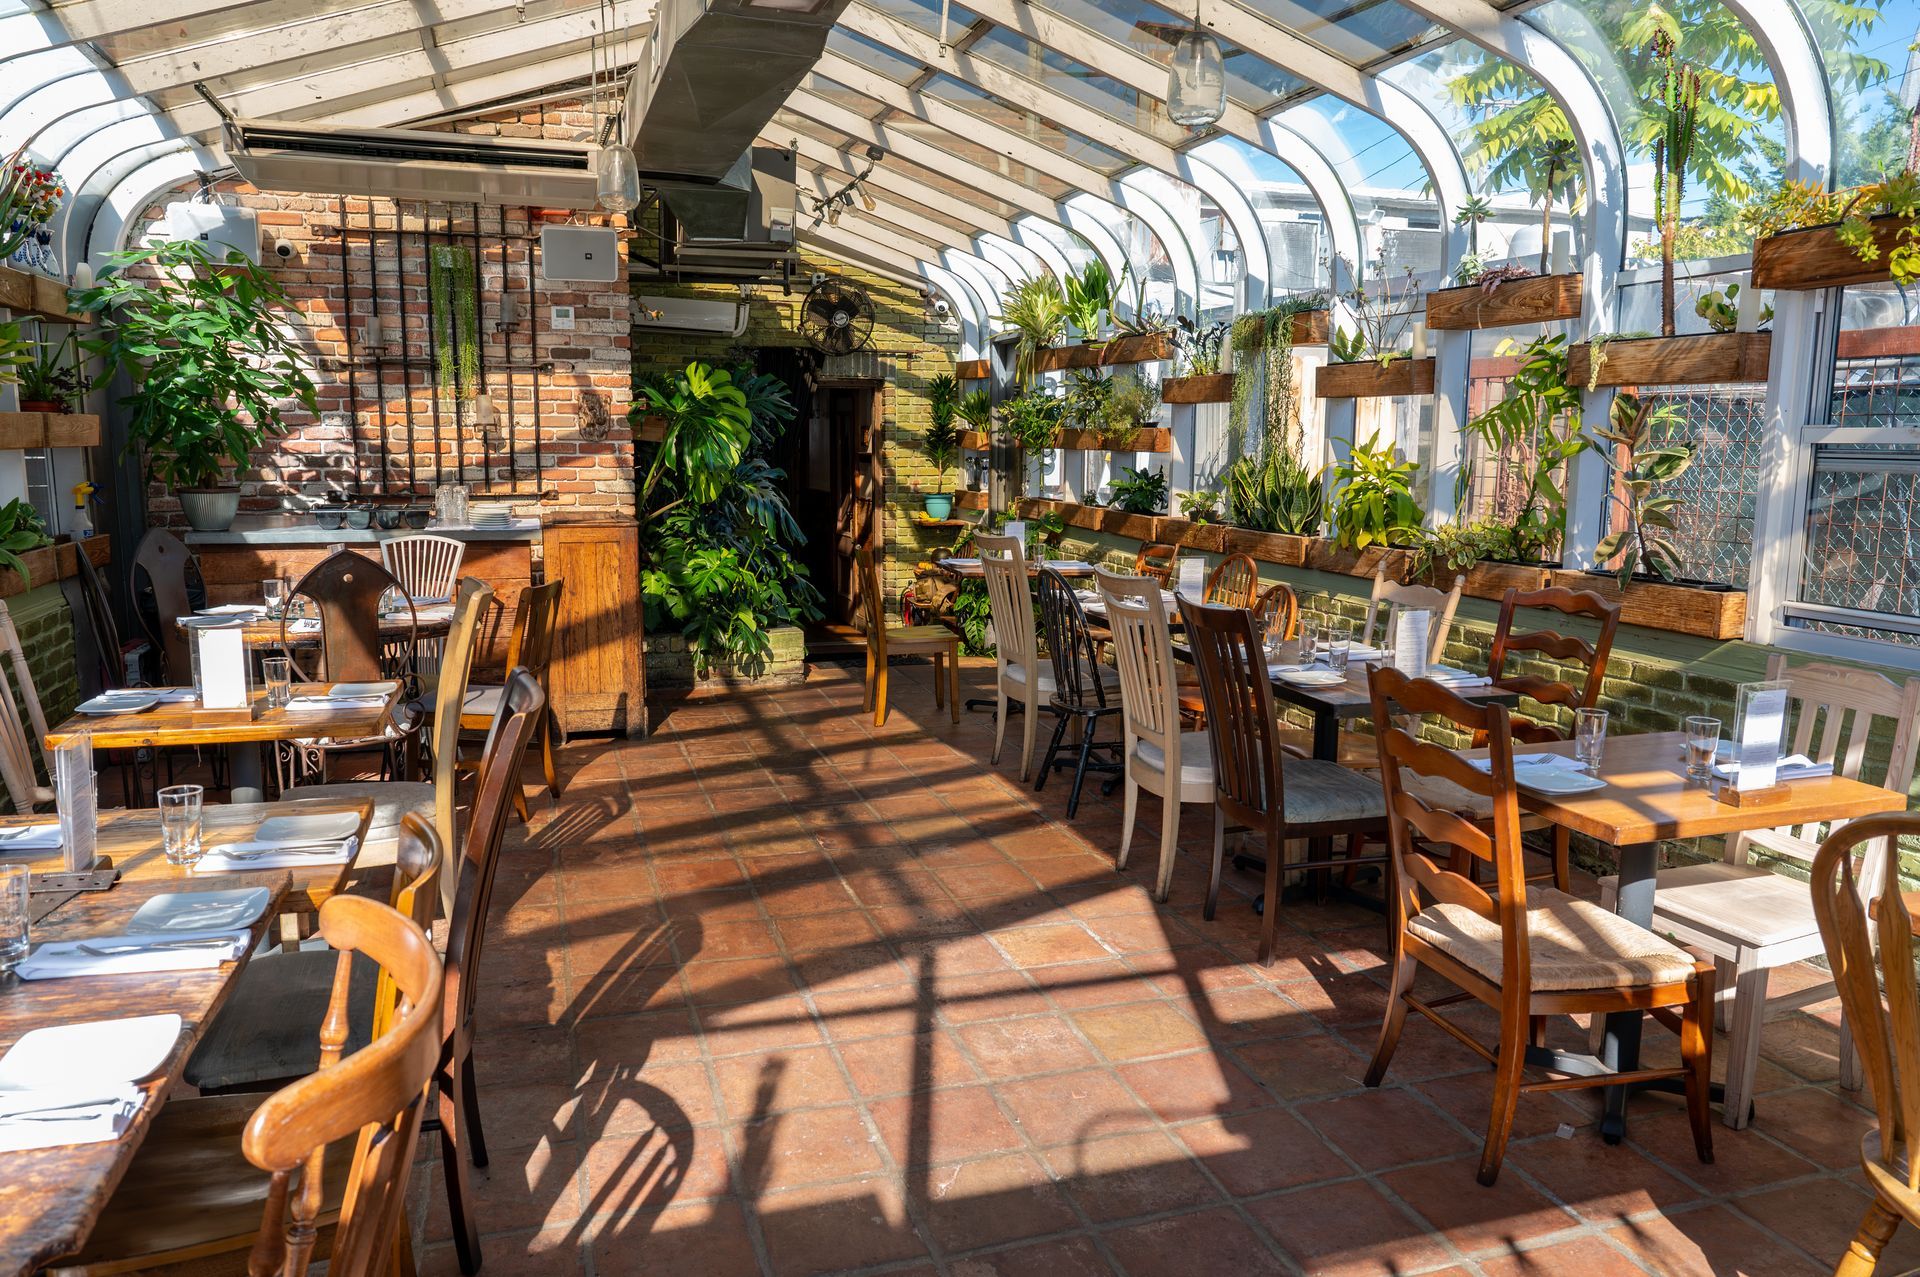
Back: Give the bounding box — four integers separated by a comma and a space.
470, 507, 513, 528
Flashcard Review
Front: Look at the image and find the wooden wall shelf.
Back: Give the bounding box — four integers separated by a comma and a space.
0, 412, 100, 449
1161, 373, 1234, 404
1550, 570, 1746, 641
1315, 357, 1436, 399
0, 266, 85, 324
1031, 331, 1174, 372
958, 430, 992, 451
0, 535, 111, 602
1751, 216, 1912, 291
955, 358, 991, 380
953, 489, 989, 511
1055, 426, 1172, 453
1426, 273, 1583, 330
1237, 310, 1331, 348
1568, 333, 1771, 388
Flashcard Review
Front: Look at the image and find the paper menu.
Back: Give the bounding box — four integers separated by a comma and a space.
1176, 557, 1206, 598
196, 622, 250, 710
1731, 680, 1790, 792
1391, 609, 1431, 676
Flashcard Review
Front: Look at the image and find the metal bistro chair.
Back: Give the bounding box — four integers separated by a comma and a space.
130, 527, 199, 686
1033, 565, 1122, 818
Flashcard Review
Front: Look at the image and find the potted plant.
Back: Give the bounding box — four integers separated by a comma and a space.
0, 498, 50, 584
1108, 465, 1168, 515
0, 149, 63, 267
1453, 194, 1492, 285
1094, 374, 1159, 451
923, 372, 961, 519
999, 388, 1063, 498
1589, 391, 1692, 586
19, 326, 85, 412
997, 274, 1067, 384
1330, 435, 1424, 551
1062, 260, 1119, 343
1225, 446, 1323, 537
76, 239, 318, 532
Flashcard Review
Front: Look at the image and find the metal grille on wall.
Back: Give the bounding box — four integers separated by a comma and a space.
1644, 387, 1766, 589
325, 198, 553, 498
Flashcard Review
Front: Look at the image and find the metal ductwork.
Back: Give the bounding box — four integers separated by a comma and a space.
622, 0, 847, 240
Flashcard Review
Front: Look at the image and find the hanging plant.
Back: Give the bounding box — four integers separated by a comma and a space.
429, 245, 480, 404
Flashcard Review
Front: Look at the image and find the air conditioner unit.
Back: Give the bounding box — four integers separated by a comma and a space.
164, 203, 260, 264
224, 120, 601, 208
635, 294, 749, 336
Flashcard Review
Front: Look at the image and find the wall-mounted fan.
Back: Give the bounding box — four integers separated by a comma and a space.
800, 276, 875, 355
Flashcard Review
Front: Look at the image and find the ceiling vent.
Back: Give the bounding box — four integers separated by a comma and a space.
224, 121, 602, 208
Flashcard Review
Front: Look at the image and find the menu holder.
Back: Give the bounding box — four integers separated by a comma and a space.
1714, 679, 1792, 808
193, 621, 256, 726
1176, 557, 1206, 599
53, 736, 95, 873
1390, 609, 1431, 677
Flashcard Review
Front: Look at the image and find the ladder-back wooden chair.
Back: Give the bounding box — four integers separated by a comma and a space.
1100, 567, 1217, 903
980, 533, 1048, 780
1180, 597, 1388, 962
1364, 665, 1714, 1186
0, 600, 51, 811
854, 546, 959, 728
459, 578, 564, 818
1599, 656, 1920, 1128
1033, 565, 1121, 817
1362, 566, 1464, 666
1204, 552, 1260, 610
63, 891, 444, 1276
1133, 542, 1179, 587
1810, 812, 1920, 1276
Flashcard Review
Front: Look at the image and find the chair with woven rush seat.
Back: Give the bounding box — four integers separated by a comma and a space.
855, 545, 958, 728
1809, 812, 1920, 1276
60, 890, 445, 1277
1180, 596, 1389, 961
1101, 567, 1218, 903
1597, 656, 1920, 1130
1363, 664, 1715, 1186
1033, 565, 1122, 817
458, 578, 563, 818
1134, 541, 1179, 587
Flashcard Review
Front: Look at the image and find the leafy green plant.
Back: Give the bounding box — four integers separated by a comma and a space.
1590, 391, 1693, 586
1331, 253, 1418, 365
1229, 296, 1324, 460
1460, 334, 1586, 562
1330, 435, 1424, 551
76, 239, 318, 490
1062, 370, 1112, 432
1738, 178, 1849, 239
1171, 314, 1227, 376
1409, 519, 1502, 578
1063, 260, 1119, 340
1531, 137, 1580, 274
952, 580, 994, 655
635, 362, 752, 514
1454, 252, 1486, 287
428, 244, 480, 402
19, 326, 83, 407
1836, 172, 1920, 285
1225, 447, 1324, 537
958, 388, 993, 432
1649, 24, 1703, 336
1108, 465, 1168, 515
1095, 375, 1158, 448
1454, 194, 1492, 258
1110, 268, 1170, 337
0, 498, 49, 584
997, 274, 1067, 383
0, 322, 32, 389
1177, 489, 1221, 523
924, 374, 963, 494
1694, 282, 1770, 332
0, 148, 63, 261
1000, 388, 1063, 458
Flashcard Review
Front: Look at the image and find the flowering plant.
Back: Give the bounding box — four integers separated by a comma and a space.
0, 148, 62, 261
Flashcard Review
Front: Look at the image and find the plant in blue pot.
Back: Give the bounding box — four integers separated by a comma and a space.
923, 372, 961, 520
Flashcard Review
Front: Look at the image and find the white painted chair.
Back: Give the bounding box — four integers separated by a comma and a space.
1098, 567, 1219, 904
979, 533, 1048, 781
381, 534, 466, 672
0, 601, 50, 811
1361, 565, 1465, 665
1597, 655, 1920, 1128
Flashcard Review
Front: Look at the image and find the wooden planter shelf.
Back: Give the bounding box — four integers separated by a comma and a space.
1162, 373, 1234, 404
955, 358, 991, 380
958, 430, 993, 451
1568, 333, 1771, 388
1055, 426, 1172, 453
1032, 331, 1174, 373
1426, 274, 1582, 330
0, 266, 85, 324
0, 412, 100, 449
1315, 357, 1436, 399
1751, 216, 1913, 291
1237, 309, 1331, 348
1551, 570, 1746, 642
953, 488, 989, 511
0, 535, 110, 602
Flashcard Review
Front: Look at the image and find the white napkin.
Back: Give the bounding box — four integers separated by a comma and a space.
286, 618, 322, 634
1424, 664, 1493, 688
284, 696, 388, 711
1346, 643, 1387, 660
14, 929, 251, 980
1468, 754, 1586, 775
0, 1084, 145, 1152
1712, 752, 1834, 781
0, 823, 62, 853
197, 604, 265, 617
193, 836, 358, 872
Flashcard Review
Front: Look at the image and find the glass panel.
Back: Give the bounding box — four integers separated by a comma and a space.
1276, 97, 1442, 278
1024, 0, 1305, 109
1794, 0, 1911, 189
1796, 444, 1920, 625
920, 74, 1136, 173
966, 27, 1192, 146
1830, 282, 1920, 428
862, 0, 979, 35
1224, 0, 1438, 67
823, 28, 925, 83
801, 70, 892, 119
1638, 387, 1765, 587
1020, 217, 1099, 271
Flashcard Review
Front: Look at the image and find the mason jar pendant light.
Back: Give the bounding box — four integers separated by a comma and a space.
593, 0, 642, 214
1167, 0, 1225, 129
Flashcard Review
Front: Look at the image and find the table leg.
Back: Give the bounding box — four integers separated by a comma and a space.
1311, 710, 1340, 763
1600, 842, 1659, 1143
227, 742, 265, 806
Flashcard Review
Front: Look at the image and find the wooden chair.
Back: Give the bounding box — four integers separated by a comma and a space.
459, 579, 564, 819
1180, 597, 1389, 962
130, 527, 198, 685
1133, 541, 1178, 587
279, 550, 421, 788
1099, 567, 1218, 902
1809, 812, 1920, 1276
63, 890, 445, 1276
1363, 664, 1715, 1186
1362, 565, 1464, 666
1252, 581, 1298, 647
980, 534, 1047, 779
380, 533, 466, 672
855, 546, 958, 728
1204, 552, 1260, 610
74, 544, 130, 692
1033, 565, 1121, 817
1478, 586, 1623, 892
0, 600, 51, 811
1598, 657, 1920, 1129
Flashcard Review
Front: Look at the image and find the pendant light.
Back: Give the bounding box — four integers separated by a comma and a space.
593, 0, 641, 214
1167, 0, 1225, 129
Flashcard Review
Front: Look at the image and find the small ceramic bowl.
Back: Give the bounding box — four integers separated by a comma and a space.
402, 507, 430, 529
374, 506, 404, 530
312, 507, 346, 530
343, 508, 373, 530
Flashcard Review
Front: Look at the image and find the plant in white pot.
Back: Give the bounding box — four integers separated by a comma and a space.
75, 239, 317, 532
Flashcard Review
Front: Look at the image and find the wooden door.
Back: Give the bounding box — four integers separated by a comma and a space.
543, 515, 645, 737
819, 382, 883, 631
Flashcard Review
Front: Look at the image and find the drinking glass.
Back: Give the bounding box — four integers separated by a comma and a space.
1574, 708, 1610, 775
263, 656, 293, 709
0, 864, 26, 974
158, 785, 204, 867
1326, 618, 1352, 673
1686, 715, 1722, 781
262, 577, 288, 617
1298, 617, 1320, 664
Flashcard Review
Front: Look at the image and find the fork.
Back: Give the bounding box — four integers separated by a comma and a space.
74, 937, 235, 957
212, 842, 348, 862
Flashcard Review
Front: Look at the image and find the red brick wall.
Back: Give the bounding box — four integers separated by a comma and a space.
129, 100, 633, 527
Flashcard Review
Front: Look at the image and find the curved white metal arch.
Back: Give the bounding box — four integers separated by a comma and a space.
1177, 153, 1270, 311
94, 148, 214, 261
920, 262, 987, 358
997, 228, 1069, 286
943, 250, 1013, 321
1018, 213, 1125, 288
975, 236, 1041, 290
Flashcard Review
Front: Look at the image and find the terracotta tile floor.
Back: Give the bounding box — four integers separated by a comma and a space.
410, 659, 1920, 1276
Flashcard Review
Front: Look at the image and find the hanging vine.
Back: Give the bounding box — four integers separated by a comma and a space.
428, 245, 480, 403
1228, 296, 1326, 463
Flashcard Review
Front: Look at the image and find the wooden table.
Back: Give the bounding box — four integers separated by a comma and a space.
45, 684, 403, 806
0, 873, 289, 1277
178, 610, 453, 651
4, 797, 374, 916
934, 558, 1098, 580
1496, 732, 1908, 1139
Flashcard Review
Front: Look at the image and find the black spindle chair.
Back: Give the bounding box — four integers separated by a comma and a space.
1034, 567, 1122, 818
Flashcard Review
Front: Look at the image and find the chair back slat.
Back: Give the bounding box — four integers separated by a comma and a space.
1134, 542, 1178, 587
978, 534, 1036, 674
854, 548, 885, 656
285, 550, 415, 684
1204, 553, 1260, 610
131, 528, 199, 685
1097, 568, 1177, 756
1179, 597, 1278, 830
379, 535, 467, 601
512, 579, 565, 682
0, 601, 49, 811
74, 547, 128, 691
1252, 582, 1299, 645
372, 812, 444, 1041
1037, 567, 1106, 709
1812, 814, 1920, 1190
1363, 567, 1463, 665
241, 893, 443, 1277
1485, 586, 1621, 742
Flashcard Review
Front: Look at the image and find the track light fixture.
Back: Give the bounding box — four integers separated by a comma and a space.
805, 146, 886, 229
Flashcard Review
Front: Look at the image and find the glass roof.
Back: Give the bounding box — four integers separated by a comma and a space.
919, 74, 1136, 174
1021, 0, 1305, 110
965, 27, 1194, 147
1221, 0, 1439, 68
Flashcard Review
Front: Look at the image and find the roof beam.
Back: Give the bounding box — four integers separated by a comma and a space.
775, 132, 1015, 240
799, 169, 975, 256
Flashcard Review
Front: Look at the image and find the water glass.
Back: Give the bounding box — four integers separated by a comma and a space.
1686, 715, 1722, 781
1326, 618, 1353, 673
262, 577, 288, 616
1298, 618, 1320, 664
1574, 708, 1610, 775
263, 655, 293, 709
0, 864, 26, 975
159, 785, 205, 867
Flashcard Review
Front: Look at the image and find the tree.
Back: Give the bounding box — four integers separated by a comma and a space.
1454, 194, 1493, 256
1531, 138, 1580, 272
